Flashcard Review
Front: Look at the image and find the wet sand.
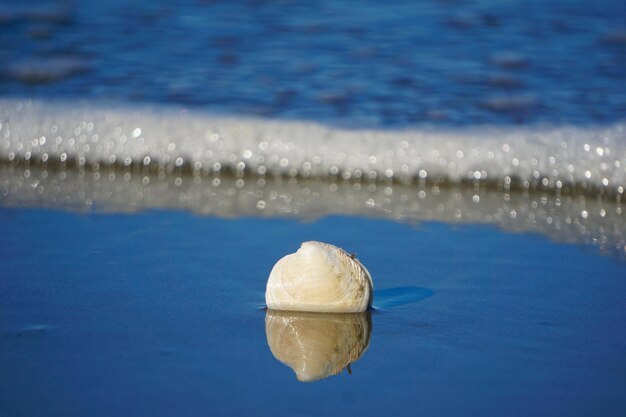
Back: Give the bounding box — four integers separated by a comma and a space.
1, 208, 624, 416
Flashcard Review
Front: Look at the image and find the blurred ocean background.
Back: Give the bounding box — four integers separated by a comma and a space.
1, 1, 625, 416
1, 0, 625, 125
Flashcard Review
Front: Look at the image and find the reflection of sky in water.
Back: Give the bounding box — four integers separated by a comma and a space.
1, 211, 625, 416
1, 0, 625, 126
3, 165, 625, 258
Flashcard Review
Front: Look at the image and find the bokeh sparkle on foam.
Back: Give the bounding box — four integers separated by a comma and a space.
1, 100, 624, 194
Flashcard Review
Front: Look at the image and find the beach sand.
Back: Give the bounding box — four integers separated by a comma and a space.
1, 208, 624, 417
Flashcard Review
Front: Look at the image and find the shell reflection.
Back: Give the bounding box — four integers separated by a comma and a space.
265, 310, 372, 382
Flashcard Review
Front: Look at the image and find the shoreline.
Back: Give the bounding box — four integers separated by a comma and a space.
1, 208, 624, 416
2, 164, 624, 259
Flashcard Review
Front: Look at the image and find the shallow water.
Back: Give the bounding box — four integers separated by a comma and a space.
1, 0, 625, 126
1, 209, 625, 416
1, 0, 625, 415
2, 165, 624, 258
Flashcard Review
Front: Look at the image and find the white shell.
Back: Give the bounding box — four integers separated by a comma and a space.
265, 241, 373, 313
265, 310, 371, 382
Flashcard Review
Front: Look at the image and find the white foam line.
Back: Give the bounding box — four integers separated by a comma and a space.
1, 99, 625, 193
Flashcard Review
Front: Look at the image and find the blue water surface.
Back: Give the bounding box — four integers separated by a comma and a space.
1, 0, 625, 126
1, 209, 625, 417
1, 1, 626, 415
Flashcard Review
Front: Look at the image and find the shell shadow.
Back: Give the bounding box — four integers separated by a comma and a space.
372, 287, 433, 310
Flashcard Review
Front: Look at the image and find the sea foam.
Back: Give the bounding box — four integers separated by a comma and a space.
1, 99, 624, 194
1, 100, 625, 257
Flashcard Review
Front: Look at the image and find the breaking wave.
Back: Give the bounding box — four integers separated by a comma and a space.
1, 99, 624, 194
